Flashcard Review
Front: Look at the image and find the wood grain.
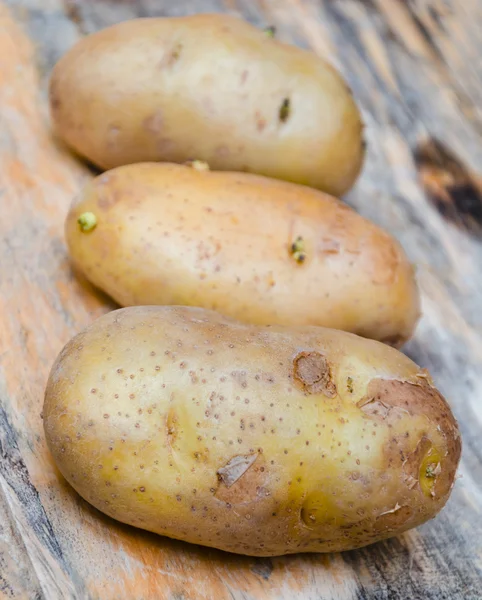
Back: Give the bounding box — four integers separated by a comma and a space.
0, 0, 481, 598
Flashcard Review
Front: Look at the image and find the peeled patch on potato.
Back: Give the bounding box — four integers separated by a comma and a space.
50, 14, 364, 196
65, 163, 420, 346
43, 306, 461, 557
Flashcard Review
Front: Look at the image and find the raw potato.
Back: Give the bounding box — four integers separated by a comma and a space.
65, 163, 420, 346
43, 306, 461, 557
50, 14, 364, 196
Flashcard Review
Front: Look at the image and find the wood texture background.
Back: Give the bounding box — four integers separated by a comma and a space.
1, 0, 482, 598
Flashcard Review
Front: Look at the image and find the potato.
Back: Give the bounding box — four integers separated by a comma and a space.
49, 14, 364, 196
65, 163, 420, 346
43, 306, 461, 557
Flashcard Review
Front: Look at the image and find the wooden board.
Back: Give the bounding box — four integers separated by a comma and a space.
1, 0, 481, 598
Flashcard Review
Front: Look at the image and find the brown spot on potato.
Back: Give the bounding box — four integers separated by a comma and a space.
293, 352, 336, 397
360, 378, 461, 499
159, 43, 183, 68
357, 396, 392, 419
255, 111, 267, 132
360, 378, 456, 427
216, 454, 267, 504
402, 436, 433, 490
97, 188, 121, 210
217, 454, 258, 488
319, 239, 340, 254
143, 110, 164, 135
375, 504, 413, 532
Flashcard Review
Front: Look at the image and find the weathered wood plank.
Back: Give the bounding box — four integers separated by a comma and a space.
0, 477, 42, 600
0, 0, 481, 598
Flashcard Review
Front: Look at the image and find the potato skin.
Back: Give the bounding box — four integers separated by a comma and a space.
50, 14, 364, 196
44, 306, 461, 557
66, 163, 420, 346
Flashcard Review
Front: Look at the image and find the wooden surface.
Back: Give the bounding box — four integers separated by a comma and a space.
0, 0, 481, 598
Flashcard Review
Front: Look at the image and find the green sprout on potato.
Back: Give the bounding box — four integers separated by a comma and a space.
186, 160, 210, 172
425, 463, 441, 479
263, 26, 276, 38
290, 236, 306, 263
279, 97, 291, 123
78, 212, 97, 232
171, 43, 183, 61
